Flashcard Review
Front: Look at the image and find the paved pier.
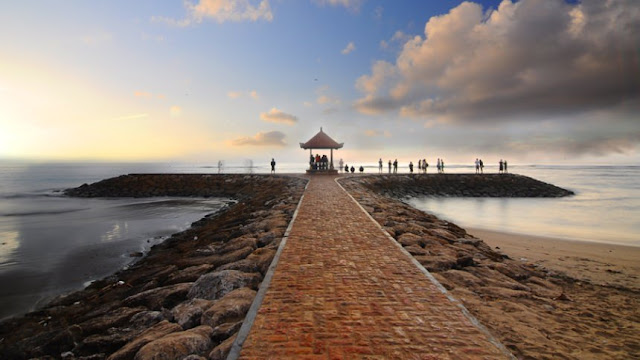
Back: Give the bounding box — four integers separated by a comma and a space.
234, 176, 510, 359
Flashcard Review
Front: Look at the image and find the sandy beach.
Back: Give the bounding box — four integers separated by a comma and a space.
469, 228, 640, 290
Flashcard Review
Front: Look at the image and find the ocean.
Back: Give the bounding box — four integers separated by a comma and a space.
0, 161, 638, 320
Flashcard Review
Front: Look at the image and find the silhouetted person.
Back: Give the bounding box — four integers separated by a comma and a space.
393, 159, 398, 173
378, 158, 383, 173
270, 158, 276, 174
409, 161, 414, 174
359, 166, 364, 173
350, 166, 355, 173
388, 160, 392, 174
499, 159, 504, 174
504, 160, 508, 173
345, 164, 349, 173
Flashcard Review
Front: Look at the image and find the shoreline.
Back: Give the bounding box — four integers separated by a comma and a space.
468, 227, 640, 290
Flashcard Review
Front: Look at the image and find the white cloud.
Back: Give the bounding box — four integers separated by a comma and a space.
260, 107, 298, 125
232, 130, 286, 146
355, 0, 640, 121
341, 41, 356, 55
153, 0, 273, 26
314, 0, 364, 12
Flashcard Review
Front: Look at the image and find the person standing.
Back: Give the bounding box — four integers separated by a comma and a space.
409, 161, 414, 174
339, 158, 344, 173
423, 159, 428, 173
475, 158, 480, 174
378, 158, 383, 174
499, 160, 504, 174
388, 160, 392, 174
270, 158, 276, 174
504, 160, 508, 173
393, 159, 398, 173
479, 159, 484, 174
441, 159, 445, 173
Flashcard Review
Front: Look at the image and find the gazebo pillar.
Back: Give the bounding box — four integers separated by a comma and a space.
330, 149, 334, 170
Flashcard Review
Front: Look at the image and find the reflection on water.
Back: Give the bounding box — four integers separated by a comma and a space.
0, 231, 19, 267
0, 195, 227, 320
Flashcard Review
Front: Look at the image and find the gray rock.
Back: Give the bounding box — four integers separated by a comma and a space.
200, 287, 256, 328
124, 283, 192, 310
171, 299, 216, 329
187, 271, 260, 301
107, 320, 182, 360
208, 334, 237, 360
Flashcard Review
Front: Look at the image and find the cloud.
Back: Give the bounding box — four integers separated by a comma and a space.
153, 0, 273, 26
111, 113, 149, 121
227, 90, 259, 99
314, 0, 364, 12
170, 105, 182, 116
341, 41, 356, 55
232, 130, 286, 146
134, 91, 153, 98
227, 91, 243, 99
355, 0, 640, 124
364, 129, 392, 137
260, 107, 298, 125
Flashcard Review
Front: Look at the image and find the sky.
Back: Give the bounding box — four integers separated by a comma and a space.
1, 0, 639, 165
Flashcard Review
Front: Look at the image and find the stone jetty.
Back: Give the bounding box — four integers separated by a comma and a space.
2, 172, 612, 360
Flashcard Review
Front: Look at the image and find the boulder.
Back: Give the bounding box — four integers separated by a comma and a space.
107, 320, 183, 360
201, 287, 256, 328
134, 325, 213, 360
124, 283, 192, 310
210, 321, 243, 341
79, 307, 147, 335
208, 334, 237, 360
171, 299, 216, 329
129, 311, 165, 328
187, 271, 260, 301
165, 265, 215, 285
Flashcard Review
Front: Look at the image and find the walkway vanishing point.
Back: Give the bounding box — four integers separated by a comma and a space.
229, 175, 513, 360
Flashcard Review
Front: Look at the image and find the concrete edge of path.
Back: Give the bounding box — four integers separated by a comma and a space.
334, 177, 516, 360
226, 179, 310, 360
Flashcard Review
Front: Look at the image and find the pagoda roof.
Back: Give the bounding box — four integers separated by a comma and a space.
300, 127, 343, 149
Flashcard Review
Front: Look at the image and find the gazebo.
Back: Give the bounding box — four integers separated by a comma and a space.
300, 127, 344, 174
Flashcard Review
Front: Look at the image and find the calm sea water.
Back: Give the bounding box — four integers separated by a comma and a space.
0, 162, 232, 320
407, 164, 640, 247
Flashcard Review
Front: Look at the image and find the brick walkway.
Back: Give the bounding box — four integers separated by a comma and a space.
234, 176, 510, 359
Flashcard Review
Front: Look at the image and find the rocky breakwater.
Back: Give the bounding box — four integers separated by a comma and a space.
339, 176, 638, 359
360, 173, 574, 199
0, 174, 307, 360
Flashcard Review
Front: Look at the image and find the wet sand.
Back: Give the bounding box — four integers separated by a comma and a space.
469, 228, 640, 290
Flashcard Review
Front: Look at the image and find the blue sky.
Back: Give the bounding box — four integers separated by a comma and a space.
1, 0, 638, 164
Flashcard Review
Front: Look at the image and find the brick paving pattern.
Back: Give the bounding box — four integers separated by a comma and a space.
237, 176, 509, 359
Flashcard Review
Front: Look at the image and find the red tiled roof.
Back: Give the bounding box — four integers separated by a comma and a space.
300, 128, 344, 149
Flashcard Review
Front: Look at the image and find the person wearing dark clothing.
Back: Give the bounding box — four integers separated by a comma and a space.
359, 166, 364, 173
270, 158, 276, 174
409, 161, 414, 174
350, 166, 355, 173
345, 164, 349, 173
393, 159, 398, 174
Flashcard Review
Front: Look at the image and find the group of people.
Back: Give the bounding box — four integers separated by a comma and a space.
499, 159, 508, 174
310, 154, 330, 170
474, 158, 484, 174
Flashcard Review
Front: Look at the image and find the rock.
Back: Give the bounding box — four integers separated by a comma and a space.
245, 247, 276, 274
107, 320, 183, 360
187, 271, 260, 301
80, 327, 137, 354
215, 236, 257, 255
210, 321, 243, 341
165, 264, 215, 285
79, 307, 147, 335
397, 233, 423, 247
171, 299, 216, 329
208, 334, 237, 360
134, 325, 213, 360
129, 311, 164, 328
201, 287, 256, 328
124, 283, 192, 310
